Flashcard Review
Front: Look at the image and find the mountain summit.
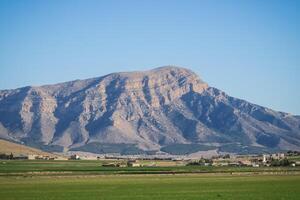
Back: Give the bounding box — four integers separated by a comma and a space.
0, 66, 299, 155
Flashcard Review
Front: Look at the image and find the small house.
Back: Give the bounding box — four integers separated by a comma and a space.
70, 154, 80, 160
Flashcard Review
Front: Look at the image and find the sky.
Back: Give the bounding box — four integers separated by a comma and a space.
0, 0, 299, 114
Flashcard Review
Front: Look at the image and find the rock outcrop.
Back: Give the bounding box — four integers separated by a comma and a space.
0, 66, 299, 154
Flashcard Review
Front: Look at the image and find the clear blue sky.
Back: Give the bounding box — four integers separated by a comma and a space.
0, 0, 299, 114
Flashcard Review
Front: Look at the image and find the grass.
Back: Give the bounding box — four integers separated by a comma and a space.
0, 160, 300, 176
0, 160, 300, 199
1, 160, 300, 176
0, 174, 300, 200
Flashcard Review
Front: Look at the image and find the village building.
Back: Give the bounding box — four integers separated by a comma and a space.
70, 154, 80, 160
127, 160, 142, 167
28, 154, 37, 160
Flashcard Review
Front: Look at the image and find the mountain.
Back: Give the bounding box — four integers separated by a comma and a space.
0, 66, 299, 155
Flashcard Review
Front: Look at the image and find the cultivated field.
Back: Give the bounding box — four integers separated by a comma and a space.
1, 160, 300, 199
1, 160, 300, 175
0, 174, 300, 200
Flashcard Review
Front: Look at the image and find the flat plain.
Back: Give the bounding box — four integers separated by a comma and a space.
0, 160, 300, 200
1, 160, 300, 174
0, 174, 300, 200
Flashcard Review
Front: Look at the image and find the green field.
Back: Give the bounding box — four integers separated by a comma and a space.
0, 174, 300, 200
0, 160, 300, 199
1, 160, 300, 175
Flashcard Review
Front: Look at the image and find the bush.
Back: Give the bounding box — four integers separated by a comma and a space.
270, 158, 290, 166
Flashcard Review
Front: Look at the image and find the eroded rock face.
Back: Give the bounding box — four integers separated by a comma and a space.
0, 66, 299, 154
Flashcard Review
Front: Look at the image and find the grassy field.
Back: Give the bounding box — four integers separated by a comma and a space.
0, 160, 300, 199
1, 160, 300, 175
0, 174, 300, 200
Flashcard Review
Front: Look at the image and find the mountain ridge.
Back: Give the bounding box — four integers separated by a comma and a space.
0, 66, 299, 155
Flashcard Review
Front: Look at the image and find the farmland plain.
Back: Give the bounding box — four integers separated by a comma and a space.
0, 174, 300, 200
0, 160, 300, 200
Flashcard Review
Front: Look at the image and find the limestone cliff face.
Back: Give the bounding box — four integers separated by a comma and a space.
0, 66, 299, 154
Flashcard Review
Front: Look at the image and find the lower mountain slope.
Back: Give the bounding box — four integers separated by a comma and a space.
0, 139, 59, 157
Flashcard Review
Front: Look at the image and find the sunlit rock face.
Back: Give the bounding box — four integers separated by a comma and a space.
0, 66, 299, 154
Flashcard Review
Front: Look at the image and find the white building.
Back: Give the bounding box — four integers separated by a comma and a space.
263, 154, 270, 163
28, 155, 37, 160
70, 154, 80, 160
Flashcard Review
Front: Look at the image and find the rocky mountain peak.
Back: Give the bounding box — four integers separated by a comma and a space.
0, 66, 299, 155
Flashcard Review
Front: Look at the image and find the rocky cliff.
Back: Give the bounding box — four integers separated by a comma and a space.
0, 66, 299, 155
